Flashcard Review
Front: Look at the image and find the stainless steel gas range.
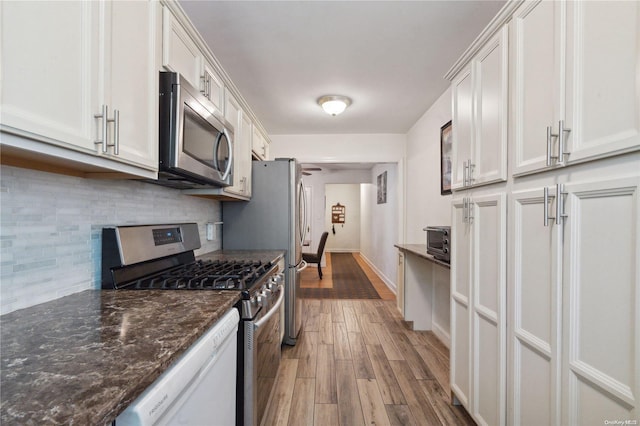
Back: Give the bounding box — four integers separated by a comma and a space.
101, 223, 283, 426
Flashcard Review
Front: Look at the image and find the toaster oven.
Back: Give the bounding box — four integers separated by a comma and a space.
424, 226, 450, 263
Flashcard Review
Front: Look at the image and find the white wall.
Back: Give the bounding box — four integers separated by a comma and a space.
360, 164, 398, 290
271, 133, 404, 293
270, 133, 405, 163
0, 165, 221, 315
324, 184, 361, 252
301, 168, 370, 265
405, 88, 452, 243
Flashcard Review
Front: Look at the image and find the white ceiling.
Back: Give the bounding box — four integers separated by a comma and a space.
179, 1, 505, 136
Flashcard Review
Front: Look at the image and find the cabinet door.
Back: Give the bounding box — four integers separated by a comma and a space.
222, 91, 244, 196
162, 6, 200, 89
0, 1, 98, 152
252, 126, 268, 160
451, 197, 472, 408
202, 59, 224, 116
561, 176, 639, 425
564, 1, 640, 164
471, 193, 506, 426
452, 68, 473, 190
511, 0, 564, 176
473, 27, 508, 187
106, 0, 157, 170
240, 112, 253, 197
508, 187, 562, 426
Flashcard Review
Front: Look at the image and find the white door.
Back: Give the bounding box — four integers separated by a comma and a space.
223, 91, 244, 196
473, 26, 508, 187
105, 0, 157, 170
471, 193, 506, 426
561, 176, 639, 425
511, 0, 564, 176
564, 1, 640, 164
452, 68, 473, 190
240, 111, 253, 197
451, 197, 472, 408
509, 186, 562, 426
162, 6, 200, 89
0, 1, 98, 151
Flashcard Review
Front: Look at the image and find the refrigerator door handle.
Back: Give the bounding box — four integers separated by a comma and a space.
296, 260, 308, 272
298, 180, 307, 246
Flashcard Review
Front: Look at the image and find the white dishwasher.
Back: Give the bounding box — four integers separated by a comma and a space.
116, 308, 239, 426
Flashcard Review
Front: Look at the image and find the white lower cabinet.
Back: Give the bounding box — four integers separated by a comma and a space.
509, 174, 640, 425
451, 191, 507, 426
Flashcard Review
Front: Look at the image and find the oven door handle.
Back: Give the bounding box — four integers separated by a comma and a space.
254, 285, 285, 329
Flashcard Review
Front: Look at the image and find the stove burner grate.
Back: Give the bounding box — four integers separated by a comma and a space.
130, 260, 270, 290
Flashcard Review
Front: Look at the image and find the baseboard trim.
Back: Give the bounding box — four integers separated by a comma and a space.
358, 253, 397, 294
432, 321, 451, 349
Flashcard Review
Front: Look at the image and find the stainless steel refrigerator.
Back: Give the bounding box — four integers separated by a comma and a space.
222, 158, 307, 345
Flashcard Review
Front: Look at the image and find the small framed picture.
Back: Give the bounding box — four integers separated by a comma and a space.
440, 120, 452, 195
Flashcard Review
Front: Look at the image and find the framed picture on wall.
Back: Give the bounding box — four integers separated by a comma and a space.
440, 120, 452, 195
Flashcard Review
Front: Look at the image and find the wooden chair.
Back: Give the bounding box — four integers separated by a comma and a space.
302, 232, 329, 279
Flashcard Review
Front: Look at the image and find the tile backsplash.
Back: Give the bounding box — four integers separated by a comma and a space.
0, 165, 222, 315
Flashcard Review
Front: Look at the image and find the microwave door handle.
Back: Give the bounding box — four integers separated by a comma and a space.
221, 128, 233, 181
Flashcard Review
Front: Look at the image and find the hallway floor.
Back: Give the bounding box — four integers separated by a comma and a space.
263, 253, 474, 425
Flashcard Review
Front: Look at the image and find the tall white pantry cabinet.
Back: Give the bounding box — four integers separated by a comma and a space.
447, 1, 640, 425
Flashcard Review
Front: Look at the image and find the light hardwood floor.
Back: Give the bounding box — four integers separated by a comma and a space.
264, 253, 474, 425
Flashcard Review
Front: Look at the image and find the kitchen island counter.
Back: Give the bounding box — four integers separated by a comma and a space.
0, 289, 240, 425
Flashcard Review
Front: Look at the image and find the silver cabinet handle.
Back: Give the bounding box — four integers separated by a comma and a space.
107, 109, 119, 156
557, 120, 571, 166
467, 198, 474, 223
241, 177, 247, 194
468, 159, 474, 185
546, 126, 553, 167
543, 186, 556, 227
94, 105, 108, 153
206, 73, 211, 100
555, 183, 567, 225
463, 160, 468, 187
463, 197, 468, 223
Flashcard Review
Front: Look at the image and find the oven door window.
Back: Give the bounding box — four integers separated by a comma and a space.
182, 103, 222, 173
428, 231, 445, 250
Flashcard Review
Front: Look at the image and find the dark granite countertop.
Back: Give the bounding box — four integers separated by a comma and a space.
0, 249, 285, 425
394, 243, 451, 269
0, 289, 240, 425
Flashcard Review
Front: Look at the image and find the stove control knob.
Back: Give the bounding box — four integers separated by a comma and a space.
257, 290, 268, 305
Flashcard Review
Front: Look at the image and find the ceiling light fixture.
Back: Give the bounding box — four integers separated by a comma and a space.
317, 95, 352, 116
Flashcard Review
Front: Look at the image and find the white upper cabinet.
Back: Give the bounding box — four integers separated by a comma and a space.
162, 6, 224, 117
162, 6, 200, 89
252, 126, 270, 160
0, 0, 157, 176
511, 0, 640, 176
452, 68, 474, 190
200, 58, 225, 116
473, 27, 508, 186
1, 1, 99, 152
102, 0, 158, 170
451, 26, 508, 190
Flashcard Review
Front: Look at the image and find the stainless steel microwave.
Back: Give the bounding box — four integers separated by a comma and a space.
424, 226, 450, 263
156, 71, 233, 189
